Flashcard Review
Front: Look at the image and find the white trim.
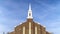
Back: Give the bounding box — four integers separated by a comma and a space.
35, 26, 37, 34
23, 26, 25, 34
29, 22, 31, 34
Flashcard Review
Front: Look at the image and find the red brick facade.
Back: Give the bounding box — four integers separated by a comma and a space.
8, 19, 51, 34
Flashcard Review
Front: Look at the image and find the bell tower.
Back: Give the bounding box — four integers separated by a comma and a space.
27, 3, 33, 19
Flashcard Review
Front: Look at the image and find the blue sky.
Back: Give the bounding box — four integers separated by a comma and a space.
0, 0, 60, 34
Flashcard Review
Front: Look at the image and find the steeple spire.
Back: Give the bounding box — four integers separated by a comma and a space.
27, 3, 33, 19
29, 3, 31, 11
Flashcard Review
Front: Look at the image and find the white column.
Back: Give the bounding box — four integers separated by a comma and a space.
29, 22, 31, 34
35, 26, 37, 34
23, 26, 25, 34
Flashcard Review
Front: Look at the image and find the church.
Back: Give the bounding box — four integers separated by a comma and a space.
7, 4, 51, 34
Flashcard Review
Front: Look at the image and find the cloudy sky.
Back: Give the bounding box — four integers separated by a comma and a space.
0, 0, 60, 34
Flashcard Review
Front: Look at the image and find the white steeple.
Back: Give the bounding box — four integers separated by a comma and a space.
27, 3, 33, 19
29, 3, 31, 11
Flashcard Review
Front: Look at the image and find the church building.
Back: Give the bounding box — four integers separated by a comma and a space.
7, 4, 51, 34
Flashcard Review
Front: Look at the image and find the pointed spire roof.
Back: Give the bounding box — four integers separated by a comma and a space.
29, 3, 32, 11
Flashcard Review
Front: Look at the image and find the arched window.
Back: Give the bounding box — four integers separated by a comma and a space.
29, 13, 31, 16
